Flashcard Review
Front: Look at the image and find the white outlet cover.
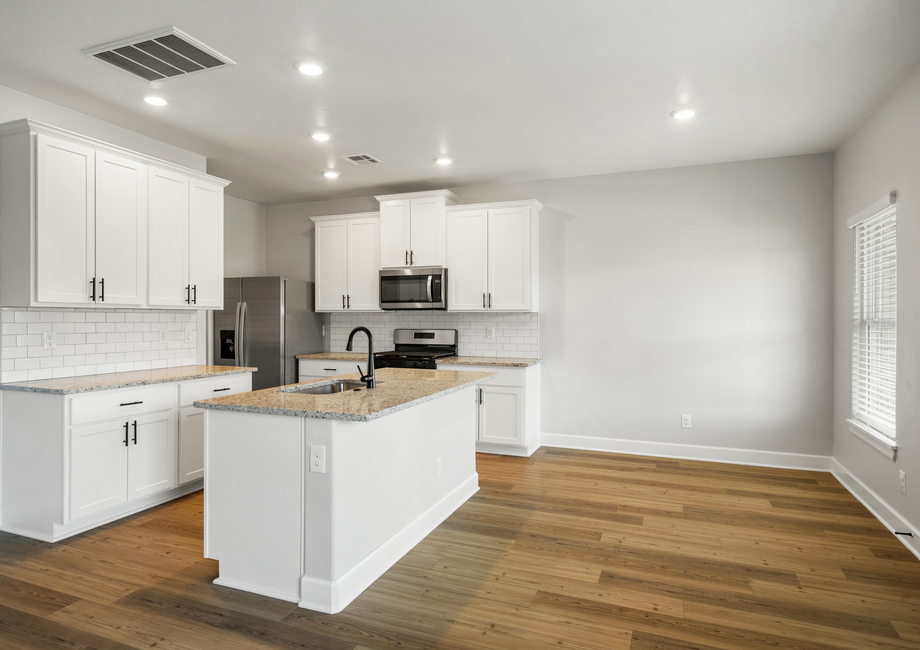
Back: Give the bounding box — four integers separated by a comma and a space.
158, 329, 167, 343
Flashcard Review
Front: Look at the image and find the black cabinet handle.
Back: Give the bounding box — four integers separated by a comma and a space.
132, 421, 138, 445
99, 278, 105, 302
342, 295, 345, 309
119, 400, 143, 406
482, 293, 486, 309
410, 250, 414, 265
91, 278, 96, 302
123, 421, 129, 446
323, 368, 337, 371
488, 293, 492, 309
479, 388, 483, 404
347, 295, 351, 309
192, 285, 197, 304
213, 387, 230, 392
405, 250, 408, 265
185, 285, 191, 304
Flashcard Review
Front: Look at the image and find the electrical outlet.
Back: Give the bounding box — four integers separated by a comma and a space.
436, 457, 442, 478
42, 331, 55, 350
486, 326, 496, 339
900, 470, 907, 494
158, 329, 167, 344
185, 328, 194, 342
681, 414, 691, 429
310, 445, 326, 473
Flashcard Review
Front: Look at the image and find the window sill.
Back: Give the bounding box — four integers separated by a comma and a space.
847, 418, 897, 460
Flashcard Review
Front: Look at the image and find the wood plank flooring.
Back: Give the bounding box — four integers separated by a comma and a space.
1, 447, 918, 649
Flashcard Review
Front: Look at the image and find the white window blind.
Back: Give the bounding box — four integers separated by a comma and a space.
851, 201, 897, 439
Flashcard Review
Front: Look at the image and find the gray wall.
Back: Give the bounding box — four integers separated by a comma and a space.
833, 64, 920, 532
0, 83, 206, 172
265, 153, 835, 458
224, 196, 267, 277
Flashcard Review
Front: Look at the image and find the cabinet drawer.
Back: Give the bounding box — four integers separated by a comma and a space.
179, 373, 252, 407
298, 359, 357, 379
438, 364, 524, 387
71, 384, 178, 426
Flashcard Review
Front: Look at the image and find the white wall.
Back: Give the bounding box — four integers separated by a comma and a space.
0, 83, 206, 172
832, 63, 920, 550
224, 196, 267, 277
264, 154, 835, 462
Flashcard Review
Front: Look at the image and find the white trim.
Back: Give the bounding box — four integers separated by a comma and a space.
374, 189, 460, 204
540, 433, 832, 471
476, 441, 540, 457
832, 459, 920, 561
847, 418, 896, 460
446, 199, 545, 213
298, 473, 479, 614
310, 211, 379, 224
847, 191, 896, 228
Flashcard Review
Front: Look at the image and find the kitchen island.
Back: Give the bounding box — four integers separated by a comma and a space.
195, 366, 496, 614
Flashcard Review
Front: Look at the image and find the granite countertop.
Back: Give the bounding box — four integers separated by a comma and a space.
195, 367, 497, 421
297, 352, 542, 368
0, 365, 258, 395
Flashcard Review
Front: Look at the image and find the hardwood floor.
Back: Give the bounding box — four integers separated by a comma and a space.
1, 448, 918, 650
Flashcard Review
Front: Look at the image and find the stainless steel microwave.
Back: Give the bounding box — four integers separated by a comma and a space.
379, 267, 447, 310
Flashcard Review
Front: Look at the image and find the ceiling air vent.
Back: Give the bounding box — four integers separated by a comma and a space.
83, 27, 235, 82
339, 154, 382, 166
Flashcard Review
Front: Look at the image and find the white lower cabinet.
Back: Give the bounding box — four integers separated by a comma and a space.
439, 363, 541, 456
0, 371, 252, 542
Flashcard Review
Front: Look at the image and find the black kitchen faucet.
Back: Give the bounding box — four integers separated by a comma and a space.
345, 326, 376, 388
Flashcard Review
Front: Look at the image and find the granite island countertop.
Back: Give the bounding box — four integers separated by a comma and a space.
195, 367, 497, 421
0, 365, 258, 395
297, 352, 542, 368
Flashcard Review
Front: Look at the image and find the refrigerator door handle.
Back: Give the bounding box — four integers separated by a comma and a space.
233, 301, 242, 366
238, 302, 248, 367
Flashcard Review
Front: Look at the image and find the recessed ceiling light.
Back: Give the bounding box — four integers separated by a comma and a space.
144, 95, 168, 106
312, 132, 330, 141
296, 61, 326, 76
435, 157, 452, 165
323, 170, 339, 179
670, 107, 696, 120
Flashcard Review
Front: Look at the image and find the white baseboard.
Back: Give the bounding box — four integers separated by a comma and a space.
299, 473, 480, 614
476, 441, 539, 457
540, 433, 832, 471
832, 459, 920, 561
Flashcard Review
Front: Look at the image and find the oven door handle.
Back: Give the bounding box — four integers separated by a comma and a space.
426, 275, 433, 303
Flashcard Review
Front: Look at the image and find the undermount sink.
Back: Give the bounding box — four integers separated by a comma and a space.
290, 380, 367, 395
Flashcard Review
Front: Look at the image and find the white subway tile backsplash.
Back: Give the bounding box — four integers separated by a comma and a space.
0, 308, 197, 382
328, 311, 539, 358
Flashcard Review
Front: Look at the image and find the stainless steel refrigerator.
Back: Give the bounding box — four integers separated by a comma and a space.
212, 277, 328, 390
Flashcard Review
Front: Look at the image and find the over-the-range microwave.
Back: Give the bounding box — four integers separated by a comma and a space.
379, 267, 447, 310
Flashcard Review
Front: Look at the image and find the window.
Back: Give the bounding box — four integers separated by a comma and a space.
848, 193, 897, 455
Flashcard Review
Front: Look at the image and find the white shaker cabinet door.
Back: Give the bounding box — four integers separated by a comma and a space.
315, 220, 348, 311
379, 200, 411, 268
35, 134, 95, 305
478, 385, 525, 446
408, 196, 444, 267
488, 206, 532, 311
70, 420, 129, 520
447, 209, 488, 311
178, 406, 205, 485
148, 167, 190, 306
347, 217, 381, 311
95, 152, 147, 305
127, 410, 177, 500
188, 178, 224, 308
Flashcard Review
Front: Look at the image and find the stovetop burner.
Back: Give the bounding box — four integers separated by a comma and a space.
373, 329, 458, 370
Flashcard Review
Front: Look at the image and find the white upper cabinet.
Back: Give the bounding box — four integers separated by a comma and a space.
95, 151, 147, 306
0, 119, 227, 309
446, 200, 541, 312
376, 190, 459, 268
312, 212, 380, 312
35, 134, 96, 305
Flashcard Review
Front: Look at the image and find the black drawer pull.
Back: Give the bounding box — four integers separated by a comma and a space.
119, 401, 143, 406
324, 368, 337, 371
213, 387, 231, 392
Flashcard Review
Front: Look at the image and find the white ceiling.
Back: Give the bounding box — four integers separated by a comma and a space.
2, 0, 919, 205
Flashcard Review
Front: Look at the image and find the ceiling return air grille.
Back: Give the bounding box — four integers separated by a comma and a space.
340, 154, 382, 165
83, 28, 235, 81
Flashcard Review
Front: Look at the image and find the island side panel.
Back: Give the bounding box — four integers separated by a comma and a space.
299, 386, 478, 612
205, 409, 306, 602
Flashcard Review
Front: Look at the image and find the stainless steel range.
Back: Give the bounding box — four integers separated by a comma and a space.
374, 329, 458, 370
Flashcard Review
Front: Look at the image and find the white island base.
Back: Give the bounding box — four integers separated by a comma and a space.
203, 386, 478, 614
